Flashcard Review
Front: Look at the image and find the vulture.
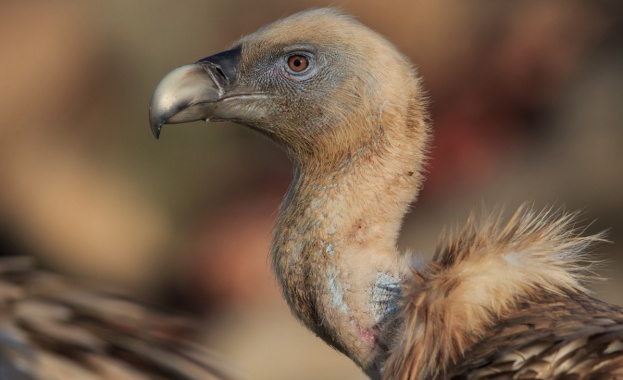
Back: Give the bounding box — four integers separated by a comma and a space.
150, 8, 623, 379
0, 256, 237, 380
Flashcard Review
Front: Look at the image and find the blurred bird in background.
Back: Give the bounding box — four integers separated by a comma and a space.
0, 1, 622, 379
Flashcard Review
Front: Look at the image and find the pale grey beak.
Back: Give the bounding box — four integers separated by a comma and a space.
149, 47, 242, 139
149, 64, 220, 139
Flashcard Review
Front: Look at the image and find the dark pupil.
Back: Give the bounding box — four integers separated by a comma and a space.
289, 55, 307, 72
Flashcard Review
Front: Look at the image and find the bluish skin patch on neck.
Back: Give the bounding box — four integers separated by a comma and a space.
311, 184, 329, 191
325, 243, 335, 255
291, 241, 304, 256
310, 198, 324, 210
369, 272, 401, 323
327, 264, 349, 314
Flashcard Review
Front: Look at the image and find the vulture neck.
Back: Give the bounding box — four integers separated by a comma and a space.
271, 101, 428, 375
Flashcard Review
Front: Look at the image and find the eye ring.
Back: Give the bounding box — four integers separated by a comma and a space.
286, 54, 309, 73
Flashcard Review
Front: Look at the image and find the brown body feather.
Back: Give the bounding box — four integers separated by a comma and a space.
451, 292, 623, 379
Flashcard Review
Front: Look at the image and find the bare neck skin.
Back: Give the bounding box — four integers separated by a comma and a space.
271, 100, 429, 376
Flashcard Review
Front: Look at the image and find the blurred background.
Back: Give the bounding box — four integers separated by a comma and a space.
0, 0, 622, 378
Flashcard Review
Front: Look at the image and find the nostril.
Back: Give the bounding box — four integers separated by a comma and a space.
214, 66, 226, 80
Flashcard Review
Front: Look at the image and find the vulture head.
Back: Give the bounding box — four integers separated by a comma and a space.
151, 7, 430, 378
150, 8, 428, 165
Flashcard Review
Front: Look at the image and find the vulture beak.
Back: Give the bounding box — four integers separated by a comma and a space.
149, 47, 241, 139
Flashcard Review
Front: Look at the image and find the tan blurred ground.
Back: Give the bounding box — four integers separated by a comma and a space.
0, 1, 621, 379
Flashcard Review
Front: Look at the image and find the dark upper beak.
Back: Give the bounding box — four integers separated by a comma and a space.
149, 47, 241, 139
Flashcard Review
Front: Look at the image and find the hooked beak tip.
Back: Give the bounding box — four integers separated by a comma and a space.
150, 116, 162, 140
152, 127, 161, 140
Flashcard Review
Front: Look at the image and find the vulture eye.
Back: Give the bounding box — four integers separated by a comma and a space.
287, 54, 309, 73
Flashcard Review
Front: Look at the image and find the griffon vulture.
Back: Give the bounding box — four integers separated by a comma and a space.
150, 7, 623, 380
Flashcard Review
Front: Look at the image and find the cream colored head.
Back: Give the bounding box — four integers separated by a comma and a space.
150, 8, 428, 166
237, 9, 425, 161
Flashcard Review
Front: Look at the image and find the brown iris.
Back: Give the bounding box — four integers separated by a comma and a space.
287, 54, 309, 72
